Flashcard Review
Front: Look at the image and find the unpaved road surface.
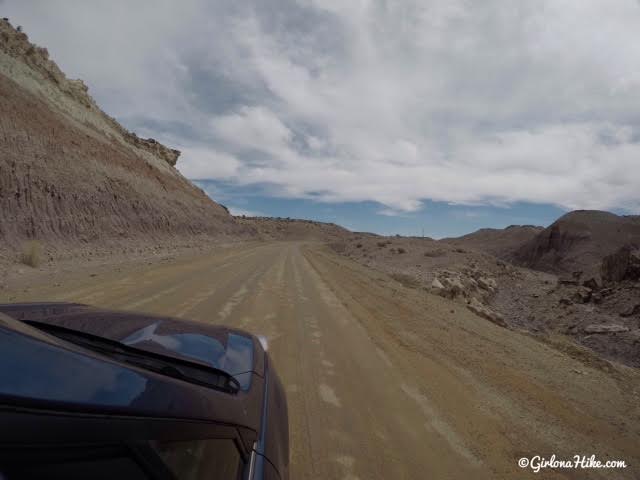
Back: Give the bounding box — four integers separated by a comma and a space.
3, 242, 640, 479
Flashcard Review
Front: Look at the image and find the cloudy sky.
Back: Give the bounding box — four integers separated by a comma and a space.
4, 0, 640, 236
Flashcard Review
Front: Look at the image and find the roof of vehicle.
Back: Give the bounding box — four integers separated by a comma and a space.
0, 303, 266, 449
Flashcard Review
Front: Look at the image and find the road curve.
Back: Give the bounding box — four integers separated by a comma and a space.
4, 241, 640, 479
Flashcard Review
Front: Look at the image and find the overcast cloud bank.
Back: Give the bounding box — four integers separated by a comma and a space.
5, 0, 640, 214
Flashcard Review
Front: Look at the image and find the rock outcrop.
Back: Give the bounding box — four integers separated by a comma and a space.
441, 224, 543, 258
334, 226, 640, 367
583, 324, 629, 334
430, 268, 505, 327
0, 19, 180, 166
601, 245, 640, 283
467, 297, 507, 327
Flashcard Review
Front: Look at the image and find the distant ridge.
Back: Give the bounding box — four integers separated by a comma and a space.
440, 225, 544, 258
235, 216, 352, 242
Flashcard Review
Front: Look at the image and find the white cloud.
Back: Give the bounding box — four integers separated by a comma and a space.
211, 106, 293, 157
227, 206, 264, 217
377, 208, 412, 218
5, 0, 640, 213
176, 147, 239, 180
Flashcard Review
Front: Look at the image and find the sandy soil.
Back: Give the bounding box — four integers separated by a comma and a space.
3, 241, 639, 479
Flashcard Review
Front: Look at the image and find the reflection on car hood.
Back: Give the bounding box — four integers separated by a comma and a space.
121, 321, 254, 386
0, 303, 261, 391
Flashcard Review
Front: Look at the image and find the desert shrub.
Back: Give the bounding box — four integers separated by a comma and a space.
390, 273, 421, 289
397, 247, 406, 254
330, 242, 347, 254
455, 247, 466, 253
356, 243, 363, 248
20, 240, 42, 267
377, 241, 387, 247
424, 249, 445, 257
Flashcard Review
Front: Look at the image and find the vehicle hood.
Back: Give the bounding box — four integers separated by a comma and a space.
0, 303, 264, 390
120, 321, 255, 388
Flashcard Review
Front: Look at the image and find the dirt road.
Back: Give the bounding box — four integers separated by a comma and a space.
3, 242, 640, 479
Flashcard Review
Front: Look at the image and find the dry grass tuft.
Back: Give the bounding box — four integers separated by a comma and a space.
329, 242, 347, 254
20, 240, 42, 267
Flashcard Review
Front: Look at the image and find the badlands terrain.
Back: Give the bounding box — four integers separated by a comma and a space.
335, 211, 640, 369
1, 20, 640, 479
0, 18, 251, 268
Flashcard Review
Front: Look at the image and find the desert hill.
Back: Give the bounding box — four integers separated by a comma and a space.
0, 20, 250, 263
235, 216, 353, 242
511, 210, 640, 278
441, 224, 543, 258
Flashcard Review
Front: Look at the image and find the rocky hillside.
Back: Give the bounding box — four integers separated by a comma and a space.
511, 210, 640, 278
332, 218, 640, 369
0, 20, 249, 262
235, 216, 353, 242
441, 225, 543, 258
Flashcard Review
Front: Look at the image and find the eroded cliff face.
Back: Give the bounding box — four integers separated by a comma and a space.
0, 19, 249, 258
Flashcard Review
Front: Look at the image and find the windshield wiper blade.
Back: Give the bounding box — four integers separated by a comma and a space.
24, 321, 241, 394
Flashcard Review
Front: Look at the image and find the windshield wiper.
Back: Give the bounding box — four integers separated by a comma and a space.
25, 321, 240, 394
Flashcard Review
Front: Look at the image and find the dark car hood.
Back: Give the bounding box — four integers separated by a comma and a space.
0, 303, 264, 390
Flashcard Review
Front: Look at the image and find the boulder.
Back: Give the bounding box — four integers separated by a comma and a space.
466, 298, 507, 328
431, 276, 461, 299
620, 304, 640, 318
434, 269, 497, 302
582, 277, 600, 290
441, 276, 465, 297
591, 292, 603, 304
477, 276, 497, 291
583, 324, 629, 334
431, 277, 445, 290
573, 286, 592, 304
599, 287, 614, 297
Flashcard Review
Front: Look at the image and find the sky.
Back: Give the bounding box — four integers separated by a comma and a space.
3, 0, 639, 237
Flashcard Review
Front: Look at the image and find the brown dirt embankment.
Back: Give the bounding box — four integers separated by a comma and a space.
0, 19, 253, 266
